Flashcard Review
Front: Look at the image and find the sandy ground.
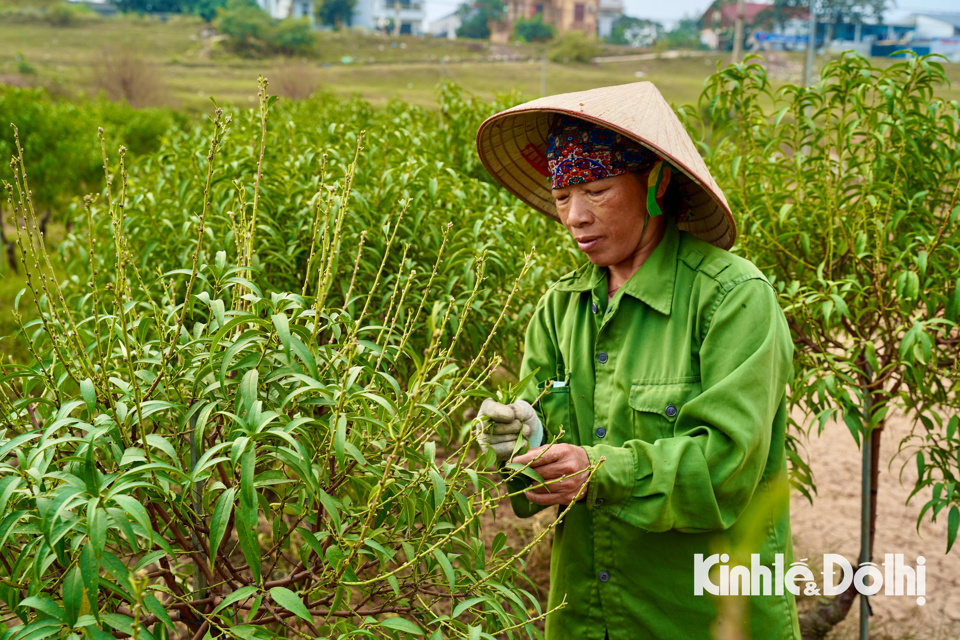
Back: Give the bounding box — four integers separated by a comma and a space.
486, 408, 960, 639
790, 409, 960, 640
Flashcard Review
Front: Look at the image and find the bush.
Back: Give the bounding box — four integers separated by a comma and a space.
455, 0, 504, 40
216, 6, 316, 57
513, 14, 554, 43
0, 81, 581, 640
692, 53, 960, 631
91, 48, 172, 108
43, 1, 78, 25
271, 63, 321, 100
0, 86, 185, 235
547, 31, 599, 63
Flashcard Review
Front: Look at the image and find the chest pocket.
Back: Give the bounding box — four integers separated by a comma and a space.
536, 379, 577, 444
629, 380, 701, 442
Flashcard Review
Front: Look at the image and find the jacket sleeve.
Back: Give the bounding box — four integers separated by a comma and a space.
582, 278, 793, 533
502, 295, 557, 519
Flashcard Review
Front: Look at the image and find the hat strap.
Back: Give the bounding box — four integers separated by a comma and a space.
647, 161, 665, 218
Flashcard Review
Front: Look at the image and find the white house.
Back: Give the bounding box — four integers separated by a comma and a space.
352, 0, 425, 35
258, 0, 315, 22
596, 0, 623, 39
912, 13, 960, 39
429, 11, 460, 38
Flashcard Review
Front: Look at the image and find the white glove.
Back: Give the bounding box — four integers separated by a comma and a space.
476, 398, 544, 462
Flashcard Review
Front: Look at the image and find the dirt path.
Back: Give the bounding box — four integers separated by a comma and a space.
790, 409, 960, 640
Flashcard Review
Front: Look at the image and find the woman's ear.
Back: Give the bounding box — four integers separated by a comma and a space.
656, 166, 672, 199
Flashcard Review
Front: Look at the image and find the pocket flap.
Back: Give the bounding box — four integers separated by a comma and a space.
629, 381, 700, 422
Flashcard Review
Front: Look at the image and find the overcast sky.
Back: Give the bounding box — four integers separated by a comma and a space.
425, 0, 960, 30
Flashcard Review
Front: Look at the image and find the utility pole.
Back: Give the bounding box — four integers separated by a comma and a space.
394, 0, 401, 35
804, 0, 817, 86
731, 0, 745, 63
541, 52, 547, 97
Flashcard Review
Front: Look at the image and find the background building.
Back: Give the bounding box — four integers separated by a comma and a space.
428, 10, 461, 38
258, 0, 316, 22
490, 0, 622, 42
353, 0, 426, 34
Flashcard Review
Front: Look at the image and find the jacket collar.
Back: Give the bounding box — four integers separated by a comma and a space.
554, 221, 678, 316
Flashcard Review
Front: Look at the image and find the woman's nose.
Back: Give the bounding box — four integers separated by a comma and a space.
566, 194, 592, 227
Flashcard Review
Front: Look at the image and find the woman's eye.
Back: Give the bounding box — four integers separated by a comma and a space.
587, 189, 607, 197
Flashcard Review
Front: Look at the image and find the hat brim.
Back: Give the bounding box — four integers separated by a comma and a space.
476, 83, 737, 250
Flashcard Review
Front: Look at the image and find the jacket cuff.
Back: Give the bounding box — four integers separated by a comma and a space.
584, 444, 645, 509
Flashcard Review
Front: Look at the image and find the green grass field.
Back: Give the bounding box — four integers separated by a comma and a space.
0, 14, 729, 110
7, 13, 957, 114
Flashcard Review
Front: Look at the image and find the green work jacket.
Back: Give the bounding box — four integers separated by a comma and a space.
509, 221, 801, 640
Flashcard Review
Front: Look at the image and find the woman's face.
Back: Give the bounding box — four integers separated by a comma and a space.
551, 172, 659, 268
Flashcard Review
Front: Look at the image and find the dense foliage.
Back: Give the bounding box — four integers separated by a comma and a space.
315, 0, 356, 28
215, 3, 316, 58
0, 80, 583, 639
511, 15, 554, 43
693, 53, 960, 633
0, 87, 187, 271
455, 0, 504, 40
545, 32, 599, 64
3, 51, 960, 640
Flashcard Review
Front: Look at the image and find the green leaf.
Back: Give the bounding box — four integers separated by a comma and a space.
80, 379, 96, 411
19, 596, 64, 622
317, 489, 342, 532
380, 617, 424, 635
272, 313, 291, 353
143, 594, 175, 631
209, 487, 236, 567
110, 495, 154, 546
87, 504, 107, 557
237, 448, 261, 583
428, 467, 445, 507
946, 278, 960, 322
268, 587, 313, 624
212, 586, 259, 616
432, 548, 455, 593
79, 542, 100, 613
452, 596, 486, 618
240, 369, 259, 414
947, 505, 959, 554
334, 415, 346, 465
62, 566, 83, 627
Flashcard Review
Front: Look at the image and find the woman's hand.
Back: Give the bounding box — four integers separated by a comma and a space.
512, 444, 590, 505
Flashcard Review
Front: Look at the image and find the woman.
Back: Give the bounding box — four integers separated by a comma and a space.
474, 83, 801, 639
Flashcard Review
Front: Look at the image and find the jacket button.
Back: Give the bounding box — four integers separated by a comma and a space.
594, 498, 604, 507
597, 352, 608, 364
665, 404, 678, 418
591, 302, 599, 314
598, 570, 610, 583
595, 426, 606, 438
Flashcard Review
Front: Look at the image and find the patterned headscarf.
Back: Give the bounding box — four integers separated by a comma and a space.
545, 115, 659, 190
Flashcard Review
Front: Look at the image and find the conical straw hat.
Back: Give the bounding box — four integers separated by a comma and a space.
476, 81, 736, 250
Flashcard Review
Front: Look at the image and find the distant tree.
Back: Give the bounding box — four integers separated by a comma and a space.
215, 0, 315, 57
664, 16, 707, 49
608, 15, 664, 47
182, 0, 228, 21
111, 0, 184, 12
513, 14, 554, 42
455, 0, 504, 39
317, 0, 356, 27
